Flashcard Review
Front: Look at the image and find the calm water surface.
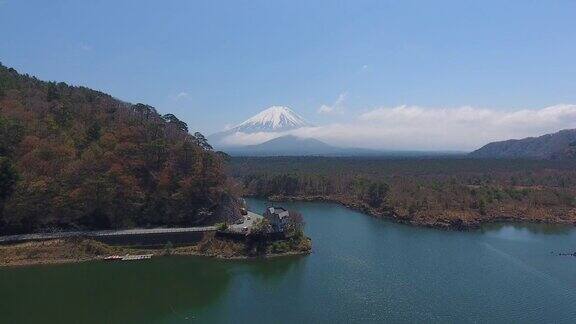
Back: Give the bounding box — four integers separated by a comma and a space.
1, 198, 576, 323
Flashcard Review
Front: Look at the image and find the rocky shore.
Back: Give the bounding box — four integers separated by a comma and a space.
0, 233, 312, 268
267, 194, 576, 230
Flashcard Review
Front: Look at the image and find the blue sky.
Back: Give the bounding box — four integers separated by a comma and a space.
1, 0, 576, 149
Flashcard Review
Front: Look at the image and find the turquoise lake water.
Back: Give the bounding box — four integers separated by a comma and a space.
1, 198, 576, 323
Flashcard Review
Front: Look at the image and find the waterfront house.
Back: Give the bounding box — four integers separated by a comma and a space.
263, 206, 290, 232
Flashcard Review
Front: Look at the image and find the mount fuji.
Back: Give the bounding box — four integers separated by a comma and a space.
209, 106, 379, 156
218, 106, 310, 135
209, 106, 311, 147
231, 106, 310, 132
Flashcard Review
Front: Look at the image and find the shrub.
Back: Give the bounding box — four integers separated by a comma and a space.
251, 218, 271, 235
215, 222, 228, 231
164, 241, 173, 255
270, 241, 290, 253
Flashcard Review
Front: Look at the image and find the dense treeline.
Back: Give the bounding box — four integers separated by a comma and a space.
0, 63, 235, 235
230, 157, 576, 228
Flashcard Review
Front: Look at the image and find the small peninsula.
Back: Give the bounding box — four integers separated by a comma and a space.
0, 204, 311, 267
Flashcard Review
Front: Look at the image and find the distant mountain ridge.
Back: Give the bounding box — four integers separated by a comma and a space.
223, 135, 447, 157
469, 129, 576, 159
225, 135, 339, 156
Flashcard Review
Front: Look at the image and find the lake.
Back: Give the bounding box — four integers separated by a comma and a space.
1, 198, 576, 323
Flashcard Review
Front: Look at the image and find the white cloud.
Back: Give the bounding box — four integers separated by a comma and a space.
318, 92, 347, 115
221, 104, 576, 151
325, 104, 576, 150
171, 92, 190, 101
220, 131, 283, 146
318, 105, 335, 114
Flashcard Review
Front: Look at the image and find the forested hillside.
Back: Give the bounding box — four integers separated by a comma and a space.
230, 157, 576, 228
469, 129, 576, 159
0, 63, 238, 235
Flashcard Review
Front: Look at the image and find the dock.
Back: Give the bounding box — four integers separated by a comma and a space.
104, 254, 154, 261
121, 254, 153, 261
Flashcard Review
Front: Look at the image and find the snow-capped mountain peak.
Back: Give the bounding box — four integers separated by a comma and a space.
232, 106, 310, 132
208, 106, 311, 148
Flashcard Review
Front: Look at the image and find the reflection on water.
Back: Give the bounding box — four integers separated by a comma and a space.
0, 257, 234, 323
480, 223, 573, 241
0, 252, 308, 324
482, 222, 573, 236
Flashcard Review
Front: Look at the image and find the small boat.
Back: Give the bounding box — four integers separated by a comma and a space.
104, 255, 122, 261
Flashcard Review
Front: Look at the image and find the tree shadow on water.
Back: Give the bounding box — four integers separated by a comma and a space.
0, 257, 234, 323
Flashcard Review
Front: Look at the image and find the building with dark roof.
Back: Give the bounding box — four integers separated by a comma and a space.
263, 206, 290, 232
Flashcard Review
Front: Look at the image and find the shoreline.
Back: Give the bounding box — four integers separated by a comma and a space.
0, 250, 312, 269
0, 234, 312, 268
264, 195, 576, 230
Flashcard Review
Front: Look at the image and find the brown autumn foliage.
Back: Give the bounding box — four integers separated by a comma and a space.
230, 157, 576, 228
0, 63, 233, 234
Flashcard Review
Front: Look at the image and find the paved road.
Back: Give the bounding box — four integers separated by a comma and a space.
228, 211, 263, 233
0, 226, 217, 245
0, 211, 266, 244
